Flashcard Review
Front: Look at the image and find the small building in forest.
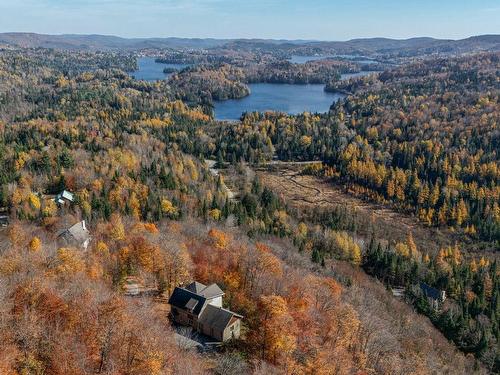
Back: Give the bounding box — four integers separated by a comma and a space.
0, 214, 8, 227
168, 281, 243, 342
0, 207, 9, 227
420, 282, 446, 310
123, 276, 145, 296
55, 190, 74, 205
391, 287, 405, 299
57, 220, 91, 250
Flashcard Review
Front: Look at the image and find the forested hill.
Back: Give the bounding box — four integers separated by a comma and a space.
1, 32, 499, 55
0, 46, 495, 374
205, 52, 500, 370
0, 33, 229, 50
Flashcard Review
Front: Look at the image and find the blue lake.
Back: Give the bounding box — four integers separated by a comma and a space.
214, 83, 345, 121
213, 71, 378, 120
130, 57, 189, 81
289, 55, 335, 64
130, 56, 377, 121
289, 55, 378, 65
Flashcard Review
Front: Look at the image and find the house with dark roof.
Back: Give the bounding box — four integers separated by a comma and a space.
168, 281, 242, 342
420, 282, 446, 310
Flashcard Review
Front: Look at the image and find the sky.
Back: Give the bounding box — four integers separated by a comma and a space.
0, 0, 498, 40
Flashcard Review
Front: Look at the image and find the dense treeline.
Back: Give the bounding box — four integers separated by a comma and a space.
169, 64, 249, 106
364, 237, 499, 369
325, 73, 381, 93
243, 59, 361, 84
0, 50, 156, 123
155, 52, 237, 65
0, 48, 137, 73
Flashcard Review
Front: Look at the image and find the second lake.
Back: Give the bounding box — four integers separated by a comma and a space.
131, 57, 189, 81
214, 83, 346, 121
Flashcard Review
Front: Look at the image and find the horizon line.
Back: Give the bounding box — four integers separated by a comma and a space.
1, 31, 499, 43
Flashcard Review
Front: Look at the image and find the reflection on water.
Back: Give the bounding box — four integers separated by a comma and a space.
289, 55, 379, 65
130, 57, 189, 81
130, 56, 378, 121
214, 83, 345, 121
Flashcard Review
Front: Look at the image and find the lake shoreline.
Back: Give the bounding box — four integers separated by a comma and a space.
130, 57, 375, 120
213, 82, 345, 121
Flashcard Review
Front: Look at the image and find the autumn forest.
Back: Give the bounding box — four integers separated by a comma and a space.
0, 33, 498, 375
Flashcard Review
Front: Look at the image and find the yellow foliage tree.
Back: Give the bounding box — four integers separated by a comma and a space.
43, 199, 58, 217
161, 198, 178, 217
406, 233, 420, 259
296, 222, 308, 238
28, 193, 41, 211
129, 192, 141, 219
331, 231, 361, 265
208, 228, 230, 250
28, 237, 41, 252
55, 248, 85, 275
96, 241, 110, 255
208, 208, 221, 221
395, 242, 410, 257
258, 295, 297, 366
300, 135, 312, 148
109, 213, 125, 241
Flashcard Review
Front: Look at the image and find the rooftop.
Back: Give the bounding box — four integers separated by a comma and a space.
185, 281, 224, 299
168, 287, 207, 316
57, 220, 91, 248
56, 190, 75, 204
420, 282, 444, 301
67, 220, 90, 243
199, 304, 243, 332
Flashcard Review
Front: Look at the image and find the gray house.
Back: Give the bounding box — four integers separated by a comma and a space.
57, 220, 91, 250
168, 281, 242, 342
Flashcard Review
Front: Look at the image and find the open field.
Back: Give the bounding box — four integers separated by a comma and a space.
257, 166, 469, 256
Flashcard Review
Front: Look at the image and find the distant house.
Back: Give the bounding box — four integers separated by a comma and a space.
57, 220, 91, 250
55, 190, 74, 205
168, 281, 243, 342
123, 276, 144, 296
0, 207, 8, 227
420, 282, 446, 310
0, 215, 8, 227
391, 287, 405, 298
